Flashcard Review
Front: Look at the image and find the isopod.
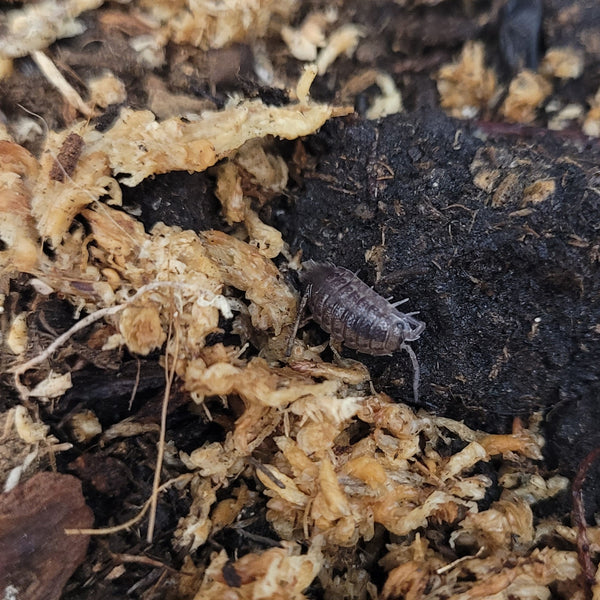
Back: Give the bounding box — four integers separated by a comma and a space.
288, 260, 425, 402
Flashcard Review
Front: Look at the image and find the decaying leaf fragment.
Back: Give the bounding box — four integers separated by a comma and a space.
440, 441, 488, 480
381, 559, 431, 600
450, 495, 534, 551
522, 179, 556, 205
365, 73, 403, 120
380, 543, 582, 599
185, 356, 341, 408
215, 161, 245, 224
118, 304, 167, 356
174, 477, 218, 552
180, 433, 246, 483
101, 100, 345, 186
26, 371, 72, 400
32, 125, 119, 248
288, 359, 370, 385
447, 548, 580, 599
281, 11, 332, 61
87, 72, 127, 108
214, 139, 288, 258
316, 24, 364, 75
13, 405, 55, 444
540, 46, 584, 80
584, 87, 600, 137
6, 312, 28, 355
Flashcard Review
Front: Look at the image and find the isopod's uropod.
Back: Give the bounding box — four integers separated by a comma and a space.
288, 261, 425, 402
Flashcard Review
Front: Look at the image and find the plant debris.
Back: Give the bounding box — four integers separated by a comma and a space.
1, 1, 600, 599
0, 472, 93, 600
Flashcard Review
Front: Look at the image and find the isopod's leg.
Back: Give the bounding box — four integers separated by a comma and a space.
285, 291, 309, 357
389, 298, 409, 307
329, 338, 343, 360
309, 341, 329, 353
401, 342, 421, 404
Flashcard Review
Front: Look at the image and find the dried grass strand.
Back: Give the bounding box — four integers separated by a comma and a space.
146, 308, 179, 543
64, 473, 193, 536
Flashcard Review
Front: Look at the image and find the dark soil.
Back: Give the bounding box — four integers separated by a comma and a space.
2, 0, 600, 598
282, 111, 600, 502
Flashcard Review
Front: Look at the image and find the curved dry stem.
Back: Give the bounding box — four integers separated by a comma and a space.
146, 308, 180, 543
64, 474, 193, 536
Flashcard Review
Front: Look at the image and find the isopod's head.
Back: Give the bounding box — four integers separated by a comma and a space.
298, 260, 332, 289
393, 314, 425, 344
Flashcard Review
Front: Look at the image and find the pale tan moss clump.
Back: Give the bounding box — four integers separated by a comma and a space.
501, 70, 552, 123
436, 41, 497, 119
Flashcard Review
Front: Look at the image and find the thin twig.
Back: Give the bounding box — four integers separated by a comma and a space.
231, 526, 282, 548
146, 310, 179, 543
572, 446, 600, 600
285, 292, 308, 357
110, 553, 181, 575
10, 283, 158, 375
436, 547, 485, 575
11, 303, 125, 399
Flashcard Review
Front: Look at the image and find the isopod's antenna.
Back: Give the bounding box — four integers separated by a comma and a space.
401, 342, 421, 404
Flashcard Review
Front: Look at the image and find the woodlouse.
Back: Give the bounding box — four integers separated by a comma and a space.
288, 260, 425, 402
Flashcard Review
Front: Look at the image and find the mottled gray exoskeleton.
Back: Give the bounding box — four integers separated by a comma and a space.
288, 261, 425, 402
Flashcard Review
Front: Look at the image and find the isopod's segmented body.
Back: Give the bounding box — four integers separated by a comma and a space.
300, 261, 425, 354
298, 260, 425, 401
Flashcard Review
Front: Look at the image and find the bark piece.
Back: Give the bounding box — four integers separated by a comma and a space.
0, 472, 93, 600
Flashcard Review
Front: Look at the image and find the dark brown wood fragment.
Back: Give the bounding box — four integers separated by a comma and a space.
0, 472, 93, 600
49, 133, 84, 182
68, 454, 131, 497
